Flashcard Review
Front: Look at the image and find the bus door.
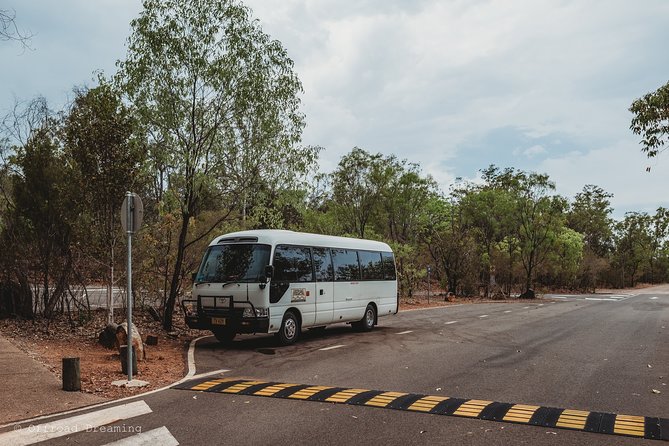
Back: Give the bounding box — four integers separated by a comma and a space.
272, 245, 316, 327
313, 248, 334, 325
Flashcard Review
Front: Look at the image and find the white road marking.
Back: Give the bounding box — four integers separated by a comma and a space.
585, 298, 619, 301
0, 401, 152, 446
522, 306, 530, 309
396, 330, 414, 335
650, 296, 658, 300
444, 321, 458, 325
504, 310, 512, 313
538, 304, 544, 306
479, 315, 489, 318
103, 426, 179, 446
319, 344, 346, 351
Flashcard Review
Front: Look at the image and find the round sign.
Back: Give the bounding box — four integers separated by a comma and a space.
120, 193, 144, 233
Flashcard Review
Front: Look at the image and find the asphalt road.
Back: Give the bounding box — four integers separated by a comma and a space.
4, 287, 668, 445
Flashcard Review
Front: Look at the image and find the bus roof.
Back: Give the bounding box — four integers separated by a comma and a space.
208, 230, 393, 252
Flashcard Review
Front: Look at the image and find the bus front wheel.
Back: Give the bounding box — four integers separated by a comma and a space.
278, 310, 300, 346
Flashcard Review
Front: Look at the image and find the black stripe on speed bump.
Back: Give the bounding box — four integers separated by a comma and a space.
599, 412, 617, 435
346, 390, 384, 405
645, 417, 662, 440
529, 406, 562, 427
173, 378, 669, 442
479, 402, 513, 421
583, 412, 604, 433
274, 384, 312, 398
307, 387, 347, 402
387, 394, 425, 410
659, 418, 669, 441
236, 382, 285, 395
430, 397, 467, 415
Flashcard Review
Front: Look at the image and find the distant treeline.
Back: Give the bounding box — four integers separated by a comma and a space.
1, 0, 667, 330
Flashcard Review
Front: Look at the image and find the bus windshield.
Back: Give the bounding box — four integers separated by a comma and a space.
196, 244, 271, 283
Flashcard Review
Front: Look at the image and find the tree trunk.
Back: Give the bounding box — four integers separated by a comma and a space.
163, 212, 190, 331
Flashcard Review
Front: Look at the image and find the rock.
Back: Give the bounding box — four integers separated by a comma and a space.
98, 323, 118, 349
115, 322, 146, 361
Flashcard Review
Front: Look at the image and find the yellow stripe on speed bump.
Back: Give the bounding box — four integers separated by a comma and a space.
190, 377, 237, 391
503, 404, 540, 423
556, 409, 590, 430
615, 414, 646, 437
325, 389, 369, 403
408, 396, 449, 412
255, 383, 299, 397
365, 392, 408, 408
453, 400, 493, 418
222, 380, 267, 394
288, 386, 333, 400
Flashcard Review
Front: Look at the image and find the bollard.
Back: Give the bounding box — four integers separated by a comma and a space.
62, 357, 81, 391
119, 345, 138, 376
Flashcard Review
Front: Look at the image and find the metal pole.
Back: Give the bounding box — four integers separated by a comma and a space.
126, 192, 133, 382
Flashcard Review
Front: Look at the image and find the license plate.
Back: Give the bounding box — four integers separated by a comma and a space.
211, 317, 226, 326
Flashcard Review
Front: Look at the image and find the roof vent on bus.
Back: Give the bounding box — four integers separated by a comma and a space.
217, 236, 259, 244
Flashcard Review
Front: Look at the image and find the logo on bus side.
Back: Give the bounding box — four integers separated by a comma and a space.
291, 288, 307, 302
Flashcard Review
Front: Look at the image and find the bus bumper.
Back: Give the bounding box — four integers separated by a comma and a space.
182, 300, 270, 334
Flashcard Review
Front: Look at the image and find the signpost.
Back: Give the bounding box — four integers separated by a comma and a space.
120, 192, 143, 382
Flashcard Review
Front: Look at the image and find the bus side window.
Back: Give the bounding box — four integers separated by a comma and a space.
359, 251, 384, 280
332, 249, 361, 281
381, 252, 396, 280
273, 245, 314, 282
313, 247, 334, 281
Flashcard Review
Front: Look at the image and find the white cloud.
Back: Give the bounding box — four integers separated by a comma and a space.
537, 138, 669, 217
1, 0, 668, 213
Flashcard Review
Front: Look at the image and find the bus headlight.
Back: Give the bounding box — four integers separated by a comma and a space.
243, 307, 269, 318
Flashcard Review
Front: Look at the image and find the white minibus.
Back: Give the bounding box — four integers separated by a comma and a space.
182, 230, 398, 345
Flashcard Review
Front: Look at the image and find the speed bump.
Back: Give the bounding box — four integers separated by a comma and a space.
174, 377, 669, 441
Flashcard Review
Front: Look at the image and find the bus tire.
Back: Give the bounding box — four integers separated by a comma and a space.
278, 310, 300, 345
355, 304, 376, 332
212, 328, 235, 345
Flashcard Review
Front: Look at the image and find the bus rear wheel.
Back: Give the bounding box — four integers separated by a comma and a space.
277, 310, 300, 346
354, 304, 376, 332
213, 328, 235, 345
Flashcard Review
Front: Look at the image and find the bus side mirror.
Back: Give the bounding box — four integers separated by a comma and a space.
264, 265, 274, 281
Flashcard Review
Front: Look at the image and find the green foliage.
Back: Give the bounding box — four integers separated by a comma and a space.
630, 80, 669, 157
62, 82, 147, 280
567, 185, 613, 256
116, 0, 318, 329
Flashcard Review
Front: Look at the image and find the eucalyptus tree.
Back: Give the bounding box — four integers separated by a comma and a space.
480, 166, 568, 295
62, 83, 147, 321
331, 148, 386, 238
630, 80, 669, 158
117, 0, 317, 330
515, 173, 568, 294
459, 184, 515, 297
567, 184, 614, 257
613, 212, 652, 287
648, 207, 669, 282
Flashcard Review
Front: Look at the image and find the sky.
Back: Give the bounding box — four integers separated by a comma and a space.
1, 0, 668, 218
